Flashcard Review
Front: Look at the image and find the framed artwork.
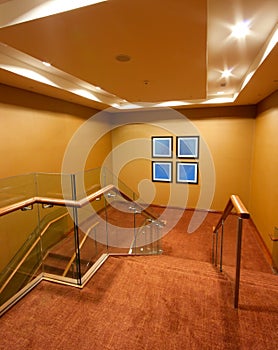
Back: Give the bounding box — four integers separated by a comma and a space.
152, 136, 173, 158
152, 161, 172, 182
177, 136, 199, 159
176, 162, 198, 184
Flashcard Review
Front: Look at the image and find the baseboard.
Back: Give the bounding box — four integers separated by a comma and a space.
248, 219, 273, 267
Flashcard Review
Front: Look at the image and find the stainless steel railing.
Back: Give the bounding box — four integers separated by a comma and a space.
212, 195, 250, 308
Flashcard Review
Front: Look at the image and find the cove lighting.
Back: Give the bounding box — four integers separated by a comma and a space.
71, 89, 101, 102
261, 27, 278, 64
0, 0, 107, 28
231, 21, 250, 39
0, 65, 58, 86
155, 101, 191, 107
42, 61, 51, 67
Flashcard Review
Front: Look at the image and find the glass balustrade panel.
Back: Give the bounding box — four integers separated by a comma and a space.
0, 173, 36, 208
76, 194, 108, 279
78, 168, 102, 199
39, 204, 81, 284
133, 217, 162, 255
36, 172, 72, 200
104, 189, 136, 254
0, 203, 42, 307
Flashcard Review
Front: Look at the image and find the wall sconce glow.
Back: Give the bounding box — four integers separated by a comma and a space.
231, 20, 250, 38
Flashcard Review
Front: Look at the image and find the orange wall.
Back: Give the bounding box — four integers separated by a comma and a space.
250, 91, 278, 252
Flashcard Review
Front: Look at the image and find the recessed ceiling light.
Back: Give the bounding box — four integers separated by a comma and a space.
221, 69, 233, 78
231, 21, 250, 38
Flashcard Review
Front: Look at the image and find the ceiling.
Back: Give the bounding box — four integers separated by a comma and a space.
0, 0, 277, 111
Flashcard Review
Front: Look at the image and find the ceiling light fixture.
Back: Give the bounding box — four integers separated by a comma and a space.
231, 20, 250, 38
221, 69, 233, 78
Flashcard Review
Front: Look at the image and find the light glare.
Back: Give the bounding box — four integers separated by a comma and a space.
231, 21, 250, 38
221, 69, 233, 78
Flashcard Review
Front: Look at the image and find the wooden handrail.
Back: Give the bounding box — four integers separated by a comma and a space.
213, 195, 250, 233
0, 184, 115, 217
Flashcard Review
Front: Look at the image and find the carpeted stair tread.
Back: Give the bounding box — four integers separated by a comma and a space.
113, 254, 278, 290
43, 252, 93, 276
222, 265, 278, 291
111, 254, 229, 282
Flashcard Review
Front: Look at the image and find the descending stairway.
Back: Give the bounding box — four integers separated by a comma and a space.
1, 226, 278, 350
109, 253, 278, 309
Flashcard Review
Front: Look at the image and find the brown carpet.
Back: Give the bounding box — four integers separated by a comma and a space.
0, 210, 277, 350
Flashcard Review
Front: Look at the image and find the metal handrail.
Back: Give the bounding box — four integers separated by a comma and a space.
213, 195, 250, 233
212, 195, 250, 308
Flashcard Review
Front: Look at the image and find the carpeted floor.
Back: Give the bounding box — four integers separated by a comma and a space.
0, 210, 277, 350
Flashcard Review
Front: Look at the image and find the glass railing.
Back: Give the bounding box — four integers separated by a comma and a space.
0, 168, 162, 313
0, 203, 42, 306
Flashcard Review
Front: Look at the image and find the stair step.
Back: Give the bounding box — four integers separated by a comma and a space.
43, 251, 94, 277
223, 265, 278, 291
114, 255, 229, 282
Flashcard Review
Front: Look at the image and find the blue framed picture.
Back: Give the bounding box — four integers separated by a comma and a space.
177, 136, 199, 159
152, 161, 172, 182
176, 162, 198, 184
152, 136, 173, 158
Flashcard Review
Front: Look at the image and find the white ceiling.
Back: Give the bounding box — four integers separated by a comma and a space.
0, 0, 277, 110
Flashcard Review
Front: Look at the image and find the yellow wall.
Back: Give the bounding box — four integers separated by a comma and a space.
191, 115, 255, 210
110, 107, 255, 211
0, 84, 111, 178
1, 83, 277, 257
250, 91, 278, 252
0, 85, 113, 271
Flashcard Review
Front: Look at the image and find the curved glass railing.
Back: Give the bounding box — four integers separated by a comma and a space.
0, 168, 163, 314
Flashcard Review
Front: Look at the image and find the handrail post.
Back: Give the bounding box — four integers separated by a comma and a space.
71, 174, 82, 285
234, 217, 243, 308
219, 220, 224, 272
214, 229, 218, 267
212, 232, 215, 264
